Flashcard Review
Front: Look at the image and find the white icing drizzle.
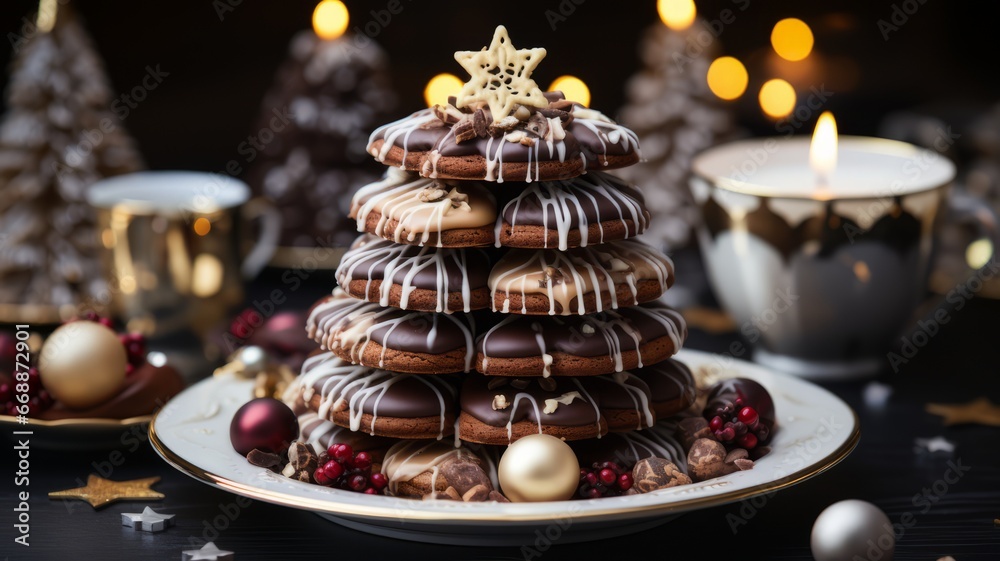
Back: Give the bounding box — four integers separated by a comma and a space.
584, 372, 655, 430
478, 305, 685, 375
366, 105, 638, 182
489, 240, 674, 316
337, 236, 481, 314
493, 380, 603, 443
307, 290, 477, 372
288, 352, 458, 440
496, 172, 649, 250
381, 440, 470, 496
621, 424, 688, 473
570, 105, 641, 166
350, 168, 496, 247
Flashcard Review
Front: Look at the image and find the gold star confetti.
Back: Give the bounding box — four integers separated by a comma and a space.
454, 25, 548, 120
49, 475, 164, 509
926, 397, 1000, 427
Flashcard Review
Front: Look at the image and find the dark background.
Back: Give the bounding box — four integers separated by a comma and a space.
1, 0, 998, 174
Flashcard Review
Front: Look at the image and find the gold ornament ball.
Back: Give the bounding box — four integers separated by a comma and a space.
498, 434, 580, 502
38, 322, 126, 410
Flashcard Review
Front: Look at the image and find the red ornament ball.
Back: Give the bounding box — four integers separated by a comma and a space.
229, 397, 299, 456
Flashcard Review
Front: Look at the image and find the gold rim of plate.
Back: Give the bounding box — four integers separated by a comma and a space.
148, 407, 860, 523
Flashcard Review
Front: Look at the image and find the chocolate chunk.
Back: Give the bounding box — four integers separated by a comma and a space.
444, 486, 462, 500
538, 108, 570, 121
724, 448, 749, 464
487, 377, 509, 390
687, 438, 734, 481
525, 113, 549, 138
247, 448, 283, 472
488, 116, 521, 137
676, 417, 712, 450
433, 104, 464, 124
472, 109, 489, 138
441, 458, 493, 495
462, 484, 492, 502
488, 490, 510, 503
733, 458, 754, 471
538, 377, 557, 392
288, 442, 319, 473
454, 119, 476, 143
293, 469, 313, 483
631, 457, 692, 493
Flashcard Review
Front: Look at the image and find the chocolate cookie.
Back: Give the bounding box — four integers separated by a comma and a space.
290, 351, 459, 440
476, 303, 687, 377
458, 372, 608, 444
489, 239, 674, 315
633, 359, 696, 418
337, 235, 492, 314
571, 422, 689, 474
295, 411, 395, 458
495, 172, 650, 250
350, 168, 497, 247
308, 290, 477, 374
381, 440, 502, 500
367, 92, 639, 183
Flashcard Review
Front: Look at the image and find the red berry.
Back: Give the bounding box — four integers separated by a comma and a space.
126, 341, 145, 359
709, 416, 724, 431
349, 474, 367, 491
323, 460, 344, 480
330, 443, 353, 463
354, 451, 372, 470
719, 427, 736, 441
584, 472, 598, 486
125, 363, 135, 377
0, 383, 10, 402
82, 311, 99, 322
364, 487, 378, 495
99, 317, 114, 329
369, 472, 388, 490
314, 468, 332, 485
738, 407, 758, 426
617, 473, 633, 491
586, 488, 602, 499
598, 468, 616, 485
737, 433, 758, 449
733, 421, 747, 436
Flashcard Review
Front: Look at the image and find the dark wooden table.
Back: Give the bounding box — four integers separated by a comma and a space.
4, 280, 999, 560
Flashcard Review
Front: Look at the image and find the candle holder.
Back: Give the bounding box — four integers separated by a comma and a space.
690, 136, 996, 379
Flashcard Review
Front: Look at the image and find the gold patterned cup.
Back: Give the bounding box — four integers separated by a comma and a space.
690, 136, 999, 379
87, 172, 281, 339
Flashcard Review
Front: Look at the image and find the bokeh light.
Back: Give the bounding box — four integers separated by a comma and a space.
706, 57, 749, 100
657, 0, 697, 30
771, 18, 813, 61
312, 0, 349, 40
423, 73, 463, 108
548, 76, 591, 107
759, 79, 797, 118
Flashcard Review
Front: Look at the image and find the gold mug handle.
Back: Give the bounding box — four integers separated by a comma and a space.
240, 197, 282, 279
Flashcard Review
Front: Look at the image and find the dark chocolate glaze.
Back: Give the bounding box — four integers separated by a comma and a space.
632, 359, 695, 404
304, 353, 458, 418
337, 235, 491, 292
460, 372, 601, 427
37, 362, 184, 421
309, 292, 478, 355
477, 304, 686, 358
584, 373, 652, 411
498, 172, 649, 228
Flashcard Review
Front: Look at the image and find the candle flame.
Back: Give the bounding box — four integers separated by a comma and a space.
313, 0, 349, 40
811, 111, 838, 179
658, 0, 696, 30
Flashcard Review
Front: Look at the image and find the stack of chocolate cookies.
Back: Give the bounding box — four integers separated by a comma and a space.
286, 26, 696, 499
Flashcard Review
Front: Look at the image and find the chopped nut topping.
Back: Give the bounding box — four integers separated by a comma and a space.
447, 188, 471, 211
525, 113, 549, 137
608, 258, 632, 272
454, 119, 477, 143
418, 187, 448, 203
543, 391, 582, 414
513, 105, 531, 121
433, 103, 465, 124
492, 394, 510, 410
581, 324, 595, 335
519, 136, 536, 147
539, 266, 565, 287
488, 115, 521, 136
505, 131, 527, 144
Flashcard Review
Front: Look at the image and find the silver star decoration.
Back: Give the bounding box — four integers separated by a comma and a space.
121, 506, 175, 532
182, 542, 234, 561
914, 436, 956, 455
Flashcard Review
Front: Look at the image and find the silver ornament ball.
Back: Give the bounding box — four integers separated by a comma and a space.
811, 500, 894, 561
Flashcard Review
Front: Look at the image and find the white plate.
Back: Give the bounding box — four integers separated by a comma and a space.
150, 349, 859, 545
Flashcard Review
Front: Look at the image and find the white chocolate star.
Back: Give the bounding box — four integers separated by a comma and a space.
454, 26, 548, 120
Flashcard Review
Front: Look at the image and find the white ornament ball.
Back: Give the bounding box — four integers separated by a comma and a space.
811, 500, 894, 561
498, 434, 580, 502
38, 322, 126, 410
